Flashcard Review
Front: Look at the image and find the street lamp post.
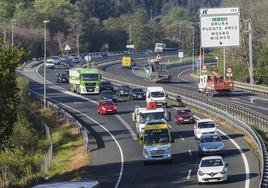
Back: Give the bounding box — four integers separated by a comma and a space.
192, 26, 195, 75
215, 56, 219, 68
43, 20, 49, 109
11, 19, 16, 48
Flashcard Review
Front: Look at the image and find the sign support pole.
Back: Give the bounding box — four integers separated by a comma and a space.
223, 47, 226, 79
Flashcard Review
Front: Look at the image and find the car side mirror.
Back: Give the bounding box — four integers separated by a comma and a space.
225, 163, 229, 167
171, 137, 175, 143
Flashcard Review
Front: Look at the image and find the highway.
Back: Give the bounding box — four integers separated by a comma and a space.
20, 61, 261, 188
105, 59, 268, 116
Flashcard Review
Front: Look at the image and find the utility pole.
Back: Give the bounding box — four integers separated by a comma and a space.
76, 20, 80, 55
129, 24, 132, 45
43, 20, 49, 110
192, 26, 195, 74
11, 19, 16, 48
248, 19, 254, 84
242, 19, 254, 84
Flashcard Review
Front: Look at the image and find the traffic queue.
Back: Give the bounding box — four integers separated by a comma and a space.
53, 61, 228, 184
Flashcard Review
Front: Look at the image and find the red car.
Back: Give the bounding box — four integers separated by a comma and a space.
175, 108, 195, 125
98, 100, 117, 115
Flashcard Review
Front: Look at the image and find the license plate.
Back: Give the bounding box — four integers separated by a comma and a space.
87, 88, 94, 92
138, 95, 142, 98
184, 119, 189, 122
107, 110, 113, 112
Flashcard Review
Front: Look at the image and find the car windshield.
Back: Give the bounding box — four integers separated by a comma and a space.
122, 85, 130, 89
81, 74, 99, 81
144, 129, 170, 144
102, 82, 112, 86
177, 110, 190, 115
101, 91, 115, 98
132, 88, 143, 93
101, 101, 114, 106
200, 135, 221, 143
140, 112, 165, 123
151, 91, 164, 98
201, 159, 223, 167
198, 122, 215, 129
146, 121, 165, 125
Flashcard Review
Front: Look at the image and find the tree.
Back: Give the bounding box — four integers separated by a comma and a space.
0, 41, 24, 149
131, 8, 152, 49
256, 45, 268, 84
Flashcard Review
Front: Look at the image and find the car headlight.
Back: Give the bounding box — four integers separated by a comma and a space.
132, 94, 136, 96
198, 170, 204, 176
143, 149, 150, 155
101, 107, 106, 110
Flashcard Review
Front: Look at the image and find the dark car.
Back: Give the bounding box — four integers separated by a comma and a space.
56, 73, 69, 83
117, 85, 131, 96
174, 108, 195, 125
129, 88, 145, 100
100, 81, 114, 91
64, 67, 70, 75
100, 90, 117, 102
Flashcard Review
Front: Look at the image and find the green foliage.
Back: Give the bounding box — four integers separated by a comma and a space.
0, 41, 24, 149
256, 45, 268, 84
34, 0, 69, 13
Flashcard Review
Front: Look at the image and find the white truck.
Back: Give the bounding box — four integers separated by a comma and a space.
146, 86, 167, 107
132, 106, 167, 138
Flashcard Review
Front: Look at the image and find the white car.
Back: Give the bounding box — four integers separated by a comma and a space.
194, 119, 217, 139
45, 61, 55, 69
197, 156, 228, 183
47, 56, 60, 65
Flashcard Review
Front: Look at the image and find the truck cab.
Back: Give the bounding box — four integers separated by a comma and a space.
146, 86, 167, 107
69, 68, 101, 94
132, 106, 167, 138
121, 55, 133, 68
141, 120, 174, 164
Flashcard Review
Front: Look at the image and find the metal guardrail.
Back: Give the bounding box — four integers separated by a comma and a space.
28, 90, 91, 170
94, 56, 268, 188
235, 81, 268, 96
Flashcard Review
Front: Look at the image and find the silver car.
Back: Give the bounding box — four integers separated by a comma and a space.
198, 133, 224, 156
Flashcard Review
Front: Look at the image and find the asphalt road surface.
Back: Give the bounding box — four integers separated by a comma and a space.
20, 61, 261, 188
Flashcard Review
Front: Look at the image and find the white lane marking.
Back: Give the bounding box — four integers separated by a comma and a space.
231, 97, 241, 100
34, 64, 138, 140
180, 136, 185, 141
187, 169, 192, 179
234, 100, 268, 111
131, 67, 147, 78
188, 150, 192, 156
251, 96, 268, 102
29, 89, 124, 188
115, 115, 138, 140
177, 69, 193, 83
194, 115, 250, 188
218, 129, 250, 188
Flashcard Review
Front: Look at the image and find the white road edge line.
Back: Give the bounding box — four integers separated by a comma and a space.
26, 63, 129, 188
28, 89, 124, 188
194, 115, 250, 188
187, 169, 192, 179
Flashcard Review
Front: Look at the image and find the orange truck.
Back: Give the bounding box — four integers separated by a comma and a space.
198, 71, 234, 96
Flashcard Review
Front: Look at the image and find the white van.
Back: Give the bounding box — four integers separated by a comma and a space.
146, 86, 167, 107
